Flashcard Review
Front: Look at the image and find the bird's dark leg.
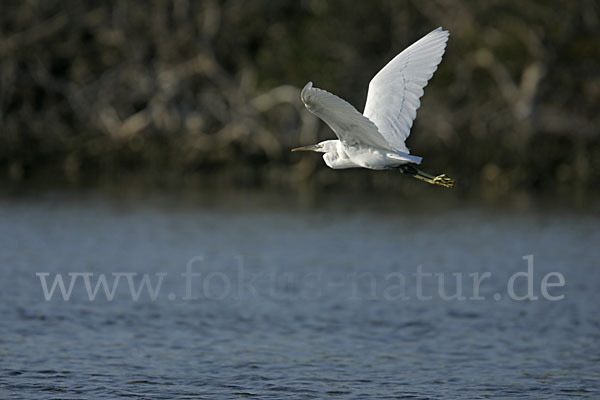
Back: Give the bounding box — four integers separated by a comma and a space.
397, 165, 455, 188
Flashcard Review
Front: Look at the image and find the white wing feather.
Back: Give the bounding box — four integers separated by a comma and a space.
363, 27, 449, 153
301, 82, 393, 150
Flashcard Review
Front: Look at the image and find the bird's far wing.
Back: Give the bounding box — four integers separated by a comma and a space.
301, 82, 393, 150
363, 27, 449, 153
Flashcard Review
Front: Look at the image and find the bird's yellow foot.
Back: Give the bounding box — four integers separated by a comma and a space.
431, 174, 455, 188
399, 165, 456, 188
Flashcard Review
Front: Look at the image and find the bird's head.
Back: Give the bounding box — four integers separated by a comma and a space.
291, 140, 336, 154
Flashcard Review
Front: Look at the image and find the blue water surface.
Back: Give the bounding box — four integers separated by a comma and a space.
1, 193, 599, 399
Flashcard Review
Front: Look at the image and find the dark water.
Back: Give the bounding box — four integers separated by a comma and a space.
1, 193, 599, 399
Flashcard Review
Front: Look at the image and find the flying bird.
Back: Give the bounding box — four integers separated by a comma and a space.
292, 27, 455, 188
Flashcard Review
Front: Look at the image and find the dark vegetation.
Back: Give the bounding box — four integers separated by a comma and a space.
1, 1, 599, 203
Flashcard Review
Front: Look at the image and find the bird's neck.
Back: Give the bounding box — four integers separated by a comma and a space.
323, 141, 358, 169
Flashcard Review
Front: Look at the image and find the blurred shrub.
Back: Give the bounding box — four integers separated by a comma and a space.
0, 0, 598, 200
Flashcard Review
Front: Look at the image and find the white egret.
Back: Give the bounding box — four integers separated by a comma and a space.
292, 27, 455, 188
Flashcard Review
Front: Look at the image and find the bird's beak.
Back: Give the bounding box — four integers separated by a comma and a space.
291, 144, 320, 152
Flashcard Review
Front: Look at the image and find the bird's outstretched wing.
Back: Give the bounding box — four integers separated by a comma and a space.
301, 82, 393, 150
363, 27, 449, 153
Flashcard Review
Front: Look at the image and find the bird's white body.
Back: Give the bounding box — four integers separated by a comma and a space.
319, 140, 421, 170
294, 27, 450, 175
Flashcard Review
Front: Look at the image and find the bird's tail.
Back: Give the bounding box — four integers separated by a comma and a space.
398, 165, 455, 188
